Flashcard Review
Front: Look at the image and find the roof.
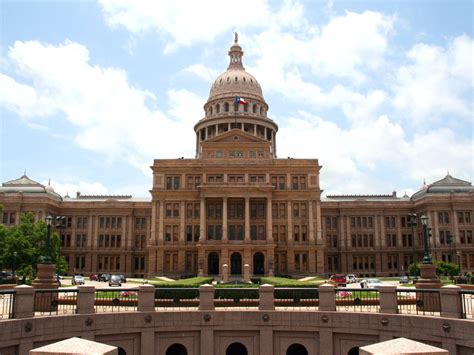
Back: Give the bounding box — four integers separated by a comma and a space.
1, 174, 62, 200
411, 174, 474, 200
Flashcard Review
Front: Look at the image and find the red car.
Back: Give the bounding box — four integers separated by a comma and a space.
329, 274, 347, 286
89, 274, 98, 281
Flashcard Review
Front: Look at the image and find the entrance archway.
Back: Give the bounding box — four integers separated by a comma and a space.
348, 347, 359, 355
166, 343, 187, 355
226, 342, 248, 355
208, 252, 219, 275
287, 343, 308, 355
230, 252, 242, 275
253, 252, 265, 275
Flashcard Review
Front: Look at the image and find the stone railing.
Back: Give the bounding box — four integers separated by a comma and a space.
2, 283, 472, 320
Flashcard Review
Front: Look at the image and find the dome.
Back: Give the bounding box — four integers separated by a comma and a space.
207, 33, 265, 103
209, 69, 263, 101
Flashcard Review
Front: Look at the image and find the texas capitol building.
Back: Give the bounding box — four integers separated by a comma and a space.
1, 38, 473, 278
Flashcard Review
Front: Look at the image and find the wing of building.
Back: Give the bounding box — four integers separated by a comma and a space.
1, 37, 473, 278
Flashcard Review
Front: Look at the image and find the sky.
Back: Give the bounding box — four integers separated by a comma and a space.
0, 0, 473, 198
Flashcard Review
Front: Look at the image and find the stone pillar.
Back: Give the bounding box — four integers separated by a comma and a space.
200, 330, 214, 355
259, 284, 275, 310
318, 283, 336, 311
13, 285, 34, 319
199, 198, 206, 242
308, 200, 315, 244
378, 285, 398, 314
287, 202, 293, 243
319, 329, 334, 355
77, 285, 95, 314
222, 264, 229, 283
260, 329, 273, 355
245, 197, 250, 241
244, 263, 250, 282
222, 197, 228, 242
316, 201, 323, 245
266, 197, 273, 243
179, 202, 185, 245
199, 284, 215, 311
138, 284, 156, 312
440, 285, 461, 318
158, 200, 164, 245
141, 330, 155, 355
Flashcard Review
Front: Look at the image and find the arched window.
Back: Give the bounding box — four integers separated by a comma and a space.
286, 344, 308, 355
226, 343, 248, 355
118, 348, 127, 355
166, 343, 187, 355
348, 347, 359, 355
260, 107, 263, 115
210, 106, 213, 115
224, 102, 229, 112
216, 104, 220, 114
235, 76, 238, 82
253, 104, 257, 114
244, 103, 248, 112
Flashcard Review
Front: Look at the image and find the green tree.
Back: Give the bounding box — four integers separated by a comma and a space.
408, 261, 459, 277
0, 212, 67, 281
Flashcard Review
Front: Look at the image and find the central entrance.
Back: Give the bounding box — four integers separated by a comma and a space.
253, 252, 265, 275
208, 252, 219, 275
230, 252, 242, 275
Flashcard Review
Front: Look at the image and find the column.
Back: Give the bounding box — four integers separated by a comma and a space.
272, 130, 276, 157
245, 197, 250, 241
91, 216, 98, 272
432, 211, 439, 248
151, 202, 157, 245
453, 210, 460, 245
222, 197, 228, 242
308, 200, 315, 244
205, 126, 208, 140
266, 197, 273, 243
340, 215, 346, 272
396, 215, 403, 274
253, 124, 257, 135
179, 201, 185, 245
316, 201, 323, 245
195, 132, 199, 158
158, 200, 164, 245
200, 198, 206, 242
287, 201, 293, 243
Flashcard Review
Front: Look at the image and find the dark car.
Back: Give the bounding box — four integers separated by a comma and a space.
118, 274, 127, 283
109, 274, 122, 287
98, 273, 110, 282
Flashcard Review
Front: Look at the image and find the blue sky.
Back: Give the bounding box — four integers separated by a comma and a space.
1, 0, 472, 197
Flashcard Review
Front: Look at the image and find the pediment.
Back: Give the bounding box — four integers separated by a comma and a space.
206, 129, 268, 144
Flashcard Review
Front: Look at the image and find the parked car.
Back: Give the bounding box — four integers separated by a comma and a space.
346, 274, 357, 284
329, 274, 347, 286
89, 274, 98, 281
98, 273, 110, 282
109, 274, 122, 287
361, 278, 382, 289
399, 276, 409, 284
72, 275, 85, 285
117, 274, 127, 283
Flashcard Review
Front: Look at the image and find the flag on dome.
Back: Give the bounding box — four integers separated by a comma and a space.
235, 96, 247, 105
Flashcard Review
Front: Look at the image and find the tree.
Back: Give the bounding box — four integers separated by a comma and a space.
408, 261, 459, 277
0, 212, 68, 281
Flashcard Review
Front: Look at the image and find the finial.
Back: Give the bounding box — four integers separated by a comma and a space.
447, 170, 450, 176
234, 31, 238, 44
23, 169, 26, 177
48, 178, 51, 186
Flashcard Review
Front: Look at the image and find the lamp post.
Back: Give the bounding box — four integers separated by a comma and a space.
12, 251, 17, 282
456, 251, 462, 275
55, 216, 66, 274
420, 214, 432, 264
44, 215, 53, 264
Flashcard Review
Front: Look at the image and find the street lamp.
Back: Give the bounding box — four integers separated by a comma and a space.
420, 214, 432, 264
456, 251, 462, 275
54, 216, 66, 274
12, 251, 17, 282
43, 215, 53, 264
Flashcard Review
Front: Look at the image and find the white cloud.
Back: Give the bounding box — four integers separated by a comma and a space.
0, 40, 204, 174
183, 64, 219, 82
393, 34, 474, 124
97, 0, 272, 52
277, 111, 471, 195
43, 179, 109, 197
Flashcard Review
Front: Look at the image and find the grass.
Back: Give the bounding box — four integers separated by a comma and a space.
260, 276, 319, 287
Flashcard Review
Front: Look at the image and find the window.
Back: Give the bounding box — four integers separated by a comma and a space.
292, 202, 307, 218
2, 212, 16, 225
75, 234, 87, 248
350, 216, 374, 229
249, 175, 265, 183
326, 217, 337, 229
166, 176, 180, 190
385, 216, 396, 229
438, 211, 450, 225
460, 230, 473, 244
186, 175, 201, 189
326, 234, 337, 248
291, 175, 306, 190
386, 234, 397, 247
387, 255, 398, 270
228, 175, 244, 183
76, 216, 88, 229
135, 217, 146, 230
250, 201, 265, 219
458, 211, 472, 224
402, 233, 413, 247
271, 175, 286, 189
207, 174, 223, 183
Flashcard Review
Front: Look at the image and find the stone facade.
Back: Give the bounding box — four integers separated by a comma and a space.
1, 37, 473, 278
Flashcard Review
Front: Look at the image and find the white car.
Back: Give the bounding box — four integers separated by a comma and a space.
361, 278, 381, 288
72, 275, 85, 285
346, 274, 357, 283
